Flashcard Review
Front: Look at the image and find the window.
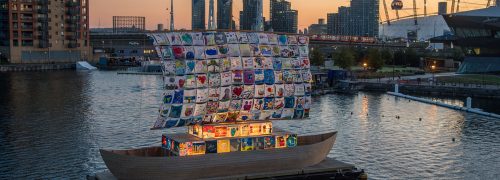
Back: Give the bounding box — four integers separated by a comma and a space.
131, 50, 138, 54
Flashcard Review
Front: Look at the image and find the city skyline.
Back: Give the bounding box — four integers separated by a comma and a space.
90, 0, 488, 30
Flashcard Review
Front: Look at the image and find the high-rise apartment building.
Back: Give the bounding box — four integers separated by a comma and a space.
0, 0, 90, 64
240, 0, 260, 30
270, 0, 298, 33
327, 13, 339, 35
192, 0, 205, 30
349, 0, 379, 36
217, 0, 232, 30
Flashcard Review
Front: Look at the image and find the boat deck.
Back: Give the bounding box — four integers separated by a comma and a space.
88, 157, 357, 180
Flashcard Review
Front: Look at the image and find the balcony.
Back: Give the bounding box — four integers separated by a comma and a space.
66, 9, 80, 15
65, 26, 78, 32
37, 8, 48, 14
22, 33, 33, 39
37, 25, 48, 31
67, 42, 78, 48
20, 8, 34, 12
37, 17, 48, 22
66, 18, 80, 24
20, 17, 34, 21
21, 26, 33, 30
65, 34, 77, 40
37, 34, 48, 40
38, 40, 49, 48
38, 0, 49, 5
66, 1, 80, 7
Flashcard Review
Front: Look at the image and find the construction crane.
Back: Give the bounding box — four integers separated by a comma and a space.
382, 0, 391, 25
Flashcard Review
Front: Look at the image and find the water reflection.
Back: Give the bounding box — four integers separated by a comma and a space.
0, 71, 499, 179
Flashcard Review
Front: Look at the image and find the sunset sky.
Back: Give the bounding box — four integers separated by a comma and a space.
89, 0, 487, 30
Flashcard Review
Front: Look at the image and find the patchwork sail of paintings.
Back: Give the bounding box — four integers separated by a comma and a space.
149, 32, 312, 129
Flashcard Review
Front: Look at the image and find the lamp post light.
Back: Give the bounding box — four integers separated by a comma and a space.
431, 65, 436, 85
363, 62, 368, 70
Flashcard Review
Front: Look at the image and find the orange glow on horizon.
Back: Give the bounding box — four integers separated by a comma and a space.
90, 0, 487, 30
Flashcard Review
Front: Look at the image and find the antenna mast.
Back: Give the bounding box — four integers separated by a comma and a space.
170, 0, 174, 31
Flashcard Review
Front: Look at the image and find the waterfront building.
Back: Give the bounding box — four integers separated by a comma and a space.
217, 0, 233, 30
433, 6, 500, 73
112, 16, 145, 33
0, 0, 90, 64
270, 0, 298, 33
240, 0, 261, 30
192, 0, 205, 30
89, 31, 158, 62
308, 19, 327, 35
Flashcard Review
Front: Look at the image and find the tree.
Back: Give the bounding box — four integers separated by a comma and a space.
381, 48, 393, 65
333, 47, 355, 70
405, 48, 419, 67
367, 48, 384, 71
310, 48, 324, 66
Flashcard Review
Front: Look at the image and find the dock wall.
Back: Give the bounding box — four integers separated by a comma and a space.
0, 63, 75, 72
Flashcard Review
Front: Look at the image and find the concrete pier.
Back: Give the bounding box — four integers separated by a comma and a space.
388, 91, 500, 119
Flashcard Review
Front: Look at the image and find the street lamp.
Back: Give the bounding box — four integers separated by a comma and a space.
431, 65, 436, 85
363, 62, 368, 70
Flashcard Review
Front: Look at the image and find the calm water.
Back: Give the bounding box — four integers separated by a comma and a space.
0, 71, 499, 179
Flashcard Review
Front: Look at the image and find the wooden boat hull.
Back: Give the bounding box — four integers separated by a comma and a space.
100, 132, 337, 180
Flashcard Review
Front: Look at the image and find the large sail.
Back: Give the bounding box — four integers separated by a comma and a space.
149, 31, 312, 129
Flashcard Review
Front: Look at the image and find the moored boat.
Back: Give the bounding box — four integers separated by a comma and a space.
100, 131, 336, 180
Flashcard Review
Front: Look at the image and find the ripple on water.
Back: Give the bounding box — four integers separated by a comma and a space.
0, 71, 499, 179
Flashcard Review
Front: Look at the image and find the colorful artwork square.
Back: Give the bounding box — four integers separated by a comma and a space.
254, 84, 265, 98
263, 97, 274, 110
232, 70, 243, 84
217, 140, 230, 153
231, 86, 244, 99
265, 84, 275, 97
206, 140, 218, 153
230, 139, 241, 152
169, 105, 183, 118
183, 89, 196, 103
242, 85, 254, 99
284, 96, 295, 108
254, 69, 265, 84
241, 138, 254, 151
196, 88, 208, 103
264, 69, 275, 85
243, 70, 255, 84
